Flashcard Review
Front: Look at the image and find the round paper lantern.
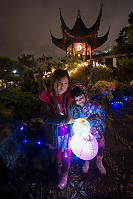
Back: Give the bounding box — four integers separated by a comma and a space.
70, 119, 98, 160
72, 118, 90, 138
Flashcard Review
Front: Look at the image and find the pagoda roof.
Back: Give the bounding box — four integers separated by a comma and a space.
50, 4, 110, 50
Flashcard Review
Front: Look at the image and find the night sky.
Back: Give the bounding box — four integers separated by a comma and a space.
0, 0, 133, 60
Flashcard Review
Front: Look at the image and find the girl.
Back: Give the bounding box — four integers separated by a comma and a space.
39, 69, 76, 189
70, 84, 106, 175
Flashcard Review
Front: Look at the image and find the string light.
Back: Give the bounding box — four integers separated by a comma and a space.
37, 141, 41, 145
20, 126, 24, 131
109, 96, 131, 112
23, 139, 28, 143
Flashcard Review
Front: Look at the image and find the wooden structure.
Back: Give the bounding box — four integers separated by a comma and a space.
50, 5, 110, 61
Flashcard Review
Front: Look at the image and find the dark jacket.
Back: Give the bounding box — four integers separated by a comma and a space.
39, 90, 79, 147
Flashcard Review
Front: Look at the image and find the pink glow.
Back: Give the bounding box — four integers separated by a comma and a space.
70, 133, 98, 160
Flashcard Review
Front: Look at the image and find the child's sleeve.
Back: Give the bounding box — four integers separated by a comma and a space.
95, 104, 106, 121
87, 104, 105, 137
68, 102, 80, 119
40, 101, 69, 125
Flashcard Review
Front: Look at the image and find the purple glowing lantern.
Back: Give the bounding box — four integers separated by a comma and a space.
70, 118, 98, 160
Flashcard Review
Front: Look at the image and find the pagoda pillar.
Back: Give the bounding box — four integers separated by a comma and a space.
84, 43, 87, 61
72, 43, 74, 55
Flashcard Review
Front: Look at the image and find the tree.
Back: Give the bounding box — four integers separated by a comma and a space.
115, 27, 128, 45
18, 54, 37, 69
117, 57, 133, 82
112, 27, 128, 54
0, 56, 26, 87
112, 10, 133, 54
37, 55, 53, 72
128, 11, 133, 44
0, 57, 17, 75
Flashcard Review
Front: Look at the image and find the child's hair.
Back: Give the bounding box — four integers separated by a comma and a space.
50, 68, 70, 89
70, 87, 85, 98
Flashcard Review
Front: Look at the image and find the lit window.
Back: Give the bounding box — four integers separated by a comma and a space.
77, 44, 81, 51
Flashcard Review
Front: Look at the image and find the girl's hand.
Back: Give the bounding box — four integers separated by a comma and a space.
68, 117, 75, 124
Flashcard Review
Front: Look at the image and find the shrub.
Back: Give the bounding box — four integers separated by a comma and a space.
0, 88, 41, 121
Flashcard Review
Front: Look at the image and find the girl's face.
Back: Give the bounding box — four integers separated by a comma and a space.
53, 76, 68, 96
74, 94, 86, 107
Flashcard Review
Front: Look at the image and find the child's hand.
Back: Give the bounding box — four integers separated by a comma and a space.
68, 117, 75, 124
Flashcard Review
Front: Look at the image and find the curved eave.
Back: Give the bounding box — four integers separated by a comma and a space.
59, 8, 72, 34
50, 32, 72, 50
60, 4, 103, 38
91, 27, 110, 49
87, 4, 102, 34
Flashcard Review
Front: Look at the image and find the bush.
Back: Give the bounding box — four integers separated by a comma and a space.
91, 80, 116, 100
0, 88, 41, 121
92, 65, 113, 83
113, 57, 133, 82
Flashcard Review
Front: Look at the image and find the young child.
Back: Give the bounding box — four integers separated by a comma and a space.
39, 69, 76, 189
70, 84, 106, 175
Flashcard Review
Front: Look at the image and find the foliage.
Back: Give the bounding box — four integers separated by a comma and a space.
112, 26, 128, 54
70, 67, 90, 87
128, 26, 133, 45
18, 54, 37, 69
112, 81, 131, 99
92, 65, 113, 83
112, 11, 133, 54
21, 74, 39, 93
91, 80, 116, 100
37, 55, 53, 72
37, 55, 53, 64
66, 55, 82, 65
113, 57, 133, 82
111, 10, 133, 86
0, 56, 29, 90
128, 11, 133, 44
0, 56, 27, 80
0, 88, 41, 121
55, 55, 82, 69
115, 27, 128, 46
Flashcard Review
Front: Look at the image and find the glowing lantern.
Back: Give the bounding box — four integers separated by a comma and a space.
77, 44, 81, 51
72, 118, 90, 138
70, 118, 98, 160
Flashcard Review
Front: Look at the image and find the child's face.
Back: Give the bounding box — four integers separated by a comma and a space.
54, 76, 68, 96
74, 94, 86, 107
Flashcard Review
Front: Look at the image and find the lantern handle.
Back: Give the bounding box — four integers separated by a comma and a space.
74, 117, 88, 122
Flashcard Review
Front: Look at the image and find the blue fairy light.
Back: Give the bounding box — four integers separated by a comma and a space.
37, 141, 41, 145
124, 97, 128, 101
110, 96, 126, 112
23, 139, 28, 143
14, 129, 17, 134
20, 126, 24, 131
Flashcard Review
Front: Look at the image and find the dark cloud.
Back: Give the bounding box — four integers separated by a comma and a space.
0, 0, 133, 60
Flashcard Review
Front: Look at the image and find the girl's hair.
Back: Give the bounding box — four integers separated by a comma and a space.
70, 87, 85, 98
50, 68, 70, 89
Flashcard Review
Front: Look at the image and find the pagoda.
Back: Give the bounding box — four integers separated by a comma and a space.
50, 5, 110, 61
